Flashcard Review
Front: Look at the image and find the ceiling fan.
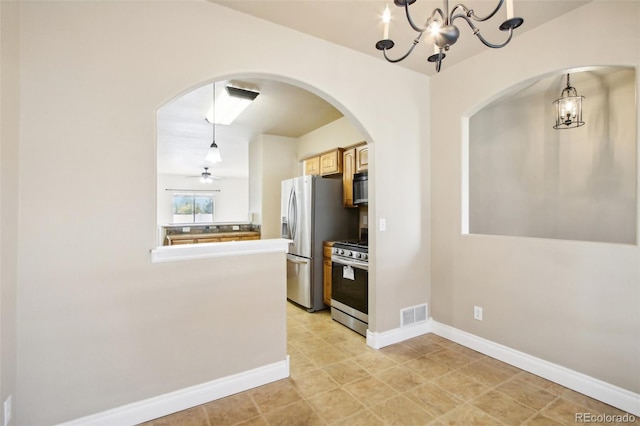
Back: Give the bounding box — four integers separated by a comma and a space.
191, 167, 223, 183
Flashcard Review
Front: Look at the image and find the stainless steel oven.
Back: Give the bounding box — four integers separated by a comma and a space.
331, 241, 368, 336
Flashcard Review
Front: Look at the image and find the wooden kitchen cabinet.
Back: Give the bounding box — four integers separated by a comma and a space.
342, 142, 366, 208
323, 241, 334, 306
170, 238, 196, 245
355, 144, 368, 172
165, 232, 260, 245
304, 156, 320, 175
320, 148, 343, 176
342, 147, 356, 207
303, 148, 344, 177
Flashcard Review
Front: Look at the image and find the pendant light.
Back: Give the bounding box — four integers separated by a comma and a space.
553, 73, 585, 130
205, 83, 222, 163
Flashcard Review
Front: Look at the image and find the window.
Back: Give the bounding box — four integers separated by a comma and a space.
172, 193, 215, 224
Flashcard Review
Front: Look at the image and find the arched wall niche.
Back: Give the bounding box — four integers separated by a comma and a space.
462, 66, 637, 245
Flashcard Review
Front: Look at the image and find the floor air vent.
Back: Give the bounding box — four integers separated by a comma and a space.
401, 303, 428, 327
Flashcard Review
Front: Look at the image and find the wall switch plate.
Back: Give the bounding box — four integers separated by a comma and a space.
4, 395, 12, 426
474, 306, 483, 321
379, 218, 386, 231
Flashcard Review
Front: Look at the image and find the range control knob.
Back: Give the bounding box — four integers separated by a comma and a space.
362, 253, 368, 261
355, 252, 362, 259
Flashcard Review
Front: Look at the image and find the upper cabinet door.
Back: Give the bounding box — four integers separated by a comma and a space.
320, 148, 344, 176
342, 148, 356, 207
355, 145, 368, 172
304, 156, 320, 175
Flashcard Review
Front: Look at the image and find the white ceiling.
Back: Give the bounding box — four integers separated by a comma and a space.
157, 79, 343, 177
158, 1, 591, 178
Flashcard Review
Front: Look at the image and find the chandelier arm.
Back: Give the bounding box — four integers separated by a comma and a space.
450, 0, 505, 23
452, 13, 514, 48
383, 36, 422, 63
404, 1, 445, 33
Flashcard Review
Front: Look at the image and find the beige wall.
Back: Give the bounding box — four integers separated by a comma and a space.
297, 116, 366, 160
1, 2, 20, 425
469, 68, 636, 244
157, 174, 250, 225
249, 134, 298, 239
431, 1, 639, 393
15, 1, 429, 423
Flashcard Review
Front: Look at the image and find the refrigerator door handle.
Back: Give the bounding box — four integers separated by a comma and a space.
286, 188, 294, 239
286, 255, 308, 265
290, 188, 298, 240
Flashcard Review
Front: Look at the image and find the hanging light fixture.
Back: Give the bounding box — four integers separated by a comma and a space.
205, 83, 222, 163
375, 0, 524, 73
553, 73, 585, 130
200, 167, 213, 184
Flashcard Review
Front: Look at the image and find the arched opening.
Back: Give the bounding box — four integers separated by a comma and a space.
155, 73, 373, 335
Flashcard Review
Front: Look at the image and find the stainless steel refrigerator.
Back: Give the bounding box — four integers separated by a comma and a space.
281, 175, 357, 312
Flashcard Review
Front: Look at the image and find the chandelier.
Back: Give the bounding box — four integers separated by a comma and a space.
375, 0, 524, 73
553, 74, 585, 130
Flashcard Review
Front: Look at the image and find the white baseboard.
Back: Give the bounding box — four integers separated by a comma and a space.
58, 357, 290, 426
366, 319, 433, 349
431, 321, 640, 417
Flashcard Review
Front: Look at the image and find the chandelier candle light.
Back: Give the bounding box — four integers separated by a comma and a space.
376, 0, 524, 72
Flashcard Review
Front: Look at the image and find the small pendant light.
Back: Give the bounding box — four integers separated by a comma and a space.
205, 83, 222, 163
553, 73, 585, 130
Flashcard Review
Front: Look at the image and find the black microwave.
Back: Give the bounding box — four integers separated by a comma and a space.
353, 171, 368, 205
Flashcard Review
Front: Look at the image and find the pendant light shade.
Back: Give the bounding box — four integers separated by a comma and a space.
206, 83, 222, 163
205, 140, 221, 163
554, 74, 585, 130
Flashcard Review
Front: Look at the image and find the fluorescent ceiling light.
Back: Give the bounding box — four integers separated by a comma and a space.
206, 85, 260, 125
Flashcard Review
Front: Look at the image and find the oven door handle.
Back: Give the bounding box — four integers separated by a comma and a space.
331, 256, 368, 271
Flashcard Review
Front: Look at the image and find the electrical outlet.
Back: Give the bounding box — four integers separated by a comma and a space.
4, 395, 12, 426
232, 225, 240, 231
182, 227, 190, 232
379, 218, 386, 231
474, 306, 483, 321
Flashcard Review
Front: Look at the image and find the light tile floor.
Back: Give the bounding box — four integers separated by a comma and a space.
142, 302, 639, 425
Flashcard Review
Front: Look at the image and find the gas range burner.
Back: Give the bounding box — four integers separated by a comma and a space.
333, 240, 368, 250
332, 240, 368, 263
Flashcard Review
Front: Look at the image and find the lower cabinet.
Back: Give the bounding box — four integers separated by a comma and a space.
323, 241, 334, 306
166, 232, 260, 245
